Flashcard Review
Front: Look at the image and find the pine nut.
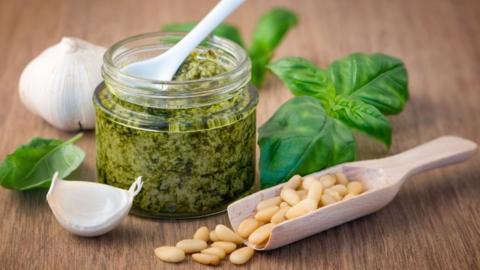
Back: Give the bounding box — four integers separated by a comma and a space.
343, 194, 355, 200
307, 181, 323, 201
282, 174, 302, 190
335, 172, 349, 185
271, 205, 289, 224
347, 181, 364, 195
229, 247, 255, 265
193, 226, 209, 242
325, 189, 342, 201
329, 184, 348, 196
248, 223, 275, 245
256, 196, 282, 211
154, 246, 185, 263
175, 239, 208, 253
285, 198, 318, 219
321, 193, 337, 206
254, 205, 280, 222
319, 174, 336, 188
209, 231, 219, 242
297, 189, 308, 199
215, 224, 244, 244
211, 241, 237, 254
237, 218, 264, 238
201, 246, 226, 259
280, 201, 289, 208
192, 253, 220, 266
302, 175, 317, 190
281, 188, 301, 206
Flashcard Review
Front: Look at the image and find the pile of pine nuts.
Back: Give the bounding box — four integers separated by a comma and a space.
154, 224, 254, 266
239, 172, 364, 247
154, 172, 364, 266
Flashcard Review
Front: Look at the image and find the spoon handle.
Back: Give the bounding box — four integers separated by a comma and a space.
359, 136, 477, 180
167, 0, 245, 65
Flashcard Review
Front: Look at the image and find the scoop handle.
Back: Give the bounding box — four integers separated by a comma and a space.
360, 136, 477, 180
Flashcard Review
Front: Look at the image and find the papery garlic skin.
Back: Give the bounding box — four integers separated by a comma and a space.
19, 37, 106, 131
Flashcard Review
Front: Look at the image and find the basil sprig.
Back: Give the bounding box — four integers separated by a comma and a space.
161, 7, 298, 87
0, 134, 85, 190
260, 53, 409, 187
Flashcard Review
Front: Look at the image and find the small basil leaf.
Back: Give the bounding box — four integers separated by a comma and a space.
161, 22, 245, 47
249, 7, 298, 87
268, 57, 335, 107
258, 96, 355, 188
327, 53, 409, 115
330, 95, 392, 146
0, 134, 85, 191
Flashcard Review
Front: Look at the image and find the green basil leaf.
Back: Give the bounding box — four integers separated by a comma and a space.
0, 134, 85, 191
330, 95, 392, 146
327, 53, 409, 115
258, 96, 355, 188
268, 57, 335, 107
249, 7, 298, 87
161, 22, 245, 47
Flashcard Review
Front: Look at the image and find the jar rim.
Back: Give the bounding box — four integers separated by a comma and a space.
104, 32, 249, 83
101, 32, 251, 108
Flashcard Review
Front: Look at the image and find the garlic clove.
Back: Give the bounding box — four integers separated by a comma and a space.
19, 37, 106, 131
46, 172, 142, 237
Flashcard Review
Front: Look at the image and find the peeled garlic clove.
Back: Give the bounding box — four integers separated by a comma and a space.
46, 172, 142, 237
19, 37, 106, 131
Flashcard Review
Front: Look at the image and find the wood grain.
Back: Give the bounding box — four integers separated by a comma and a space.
1, 0, 479, 269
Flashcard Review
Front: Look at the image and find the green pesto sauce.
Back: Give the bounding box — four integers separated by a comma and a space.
94, 49, 257, 218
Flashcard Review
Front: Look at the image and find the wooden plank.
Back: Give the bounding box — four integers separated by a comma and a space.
0, 0, 479, 269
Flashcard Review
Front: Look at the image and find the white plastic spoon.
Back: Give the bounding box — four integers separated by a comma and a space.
46, 172, 143, 237
227, 136, 477, 250
122, 0, 245, 81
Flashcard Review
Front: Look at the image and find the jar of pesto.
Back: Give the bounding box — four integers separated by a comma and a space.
93, 32, 257, 218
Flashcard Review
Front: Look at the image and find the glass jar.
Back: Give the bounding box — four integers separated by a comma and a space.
93, 32, 258, 219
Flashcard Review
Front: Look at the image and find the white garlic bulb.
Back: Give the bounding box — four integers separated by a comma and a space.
19, 37, 106, 131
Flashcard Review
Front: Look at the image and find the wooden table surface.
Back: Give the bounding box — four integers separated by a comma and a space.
1, 0, 480, 269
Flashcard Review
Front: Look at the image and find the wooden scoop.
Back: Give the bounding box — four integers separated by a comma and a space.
227, 136, 477, 250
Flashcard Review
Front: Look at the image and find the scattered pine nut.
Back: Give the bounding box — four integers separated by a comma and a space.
154, 246, 185, 263
215, 224, 244, 244
229, 247, 255, 265
201, 246, 226, 259
193, 226, 210, 242
209, 231, 219, 242
192, 253, 220, 266
175, 239, 208, 253
211, 241, 237, 254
